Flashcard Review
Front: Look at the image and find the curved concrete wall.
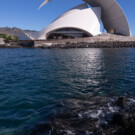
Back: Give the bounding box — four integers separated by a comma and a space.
26, 0, 130, 40
84, 0, 130, 36
38, 3, 101, 39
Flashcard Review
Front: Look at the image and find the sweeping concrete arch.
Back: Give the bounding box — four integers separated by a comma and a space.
25, 0, 130, 40
38, 3, 101, 40
84, 0, 130, 36
46, 27, 92, 39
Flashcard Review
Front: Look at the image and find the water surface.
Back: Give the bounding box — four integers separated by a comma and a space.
0, 48, 135, 134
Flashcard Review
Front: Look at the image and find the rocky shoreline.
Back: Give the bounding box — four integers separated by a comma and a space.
1, 41, 135, 49
22, 96, 135, 135
35, 41, 135, 49
1, 35, 135, 49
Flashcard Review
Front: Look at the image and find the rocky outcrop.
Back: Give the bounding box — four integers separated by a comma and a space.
22, 96, 135, 135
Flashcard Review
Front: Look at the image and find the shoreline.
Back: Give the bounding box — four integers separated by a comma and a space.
1, 41, 135, 49
35, 41, 135, 49
1, 34, 135, 49
22, 96, 135, 135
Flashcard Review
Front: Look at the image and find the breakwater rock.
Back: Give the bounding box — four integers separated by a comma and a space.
35, 41, 135, 49
23, 96, 135, 135
34, 34, 135, 49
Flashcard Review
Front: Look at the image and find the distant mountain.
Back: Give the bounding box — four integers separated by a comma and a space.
0, 27, 38, 40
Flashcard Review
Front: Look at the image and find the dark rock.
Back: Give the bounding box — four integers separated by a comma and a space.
123, 114, 135, 129
112, 113, 124, 126
116, 97, 126, 107
94, 127, 105, 135
22, 96, 135, 135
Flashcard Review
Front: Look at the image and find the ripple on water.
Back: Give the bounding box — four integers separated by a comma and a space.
0, 48, 135, 134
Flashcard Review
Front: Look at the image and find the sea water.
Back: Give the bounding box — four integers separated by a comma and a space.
0, 48, 135, 135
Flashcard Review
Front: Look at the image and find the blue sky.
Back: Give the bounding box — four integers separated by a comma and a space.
0, 0, 135, 35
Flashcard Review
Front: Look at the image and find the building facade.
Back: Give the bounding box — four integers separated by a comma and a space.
26, 0, 130, 40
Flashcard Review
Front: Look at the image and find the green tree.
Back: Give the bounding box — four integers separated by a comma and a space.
0, 34, 18, 42
0, 34, 7, 39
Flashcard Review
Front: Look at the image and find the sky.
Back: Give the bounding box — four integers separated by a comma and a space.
0, 0, 135, 35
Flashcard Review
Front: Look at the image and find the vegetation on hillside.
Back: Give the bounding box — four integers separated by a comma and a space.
0, 34, 18, 42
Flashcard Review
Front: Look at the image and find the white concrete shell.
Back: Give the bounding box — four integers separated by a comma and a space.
84, 0, 130, 36
38, 3, 101, 40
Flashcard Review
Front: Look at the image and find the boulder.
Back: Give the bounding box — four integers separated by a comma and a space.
116, 97, 126, 107
112, 113, 124, 126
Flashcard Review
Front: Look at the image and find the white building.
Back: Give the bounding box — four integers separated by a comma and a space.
26, 0, 130, 40
38, 4, 101, 39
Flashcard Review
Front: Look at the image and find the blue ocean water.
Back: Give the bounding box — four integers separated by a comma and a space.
0, 48, 135, 135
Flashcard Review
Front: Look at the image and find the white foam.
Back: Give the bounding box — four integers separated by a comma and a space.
78, 113, 83, 119
129, 98, 135, 103
66, 130, 75, 135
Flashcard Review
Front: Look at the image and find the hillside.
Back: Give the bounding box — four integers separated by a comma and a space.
0, 27, 35, 40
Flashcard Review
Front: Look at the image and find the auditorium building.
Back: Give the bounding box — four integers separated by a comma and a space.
26, 0, 130, 40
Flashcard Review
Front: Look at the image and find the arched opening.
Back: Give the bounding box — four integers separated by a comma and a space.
47, 28, 91, 40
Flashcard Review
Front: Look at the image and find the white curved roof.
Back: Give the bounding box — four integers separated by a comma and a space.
84, 0, 130, 36
38, 3, 101, 39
